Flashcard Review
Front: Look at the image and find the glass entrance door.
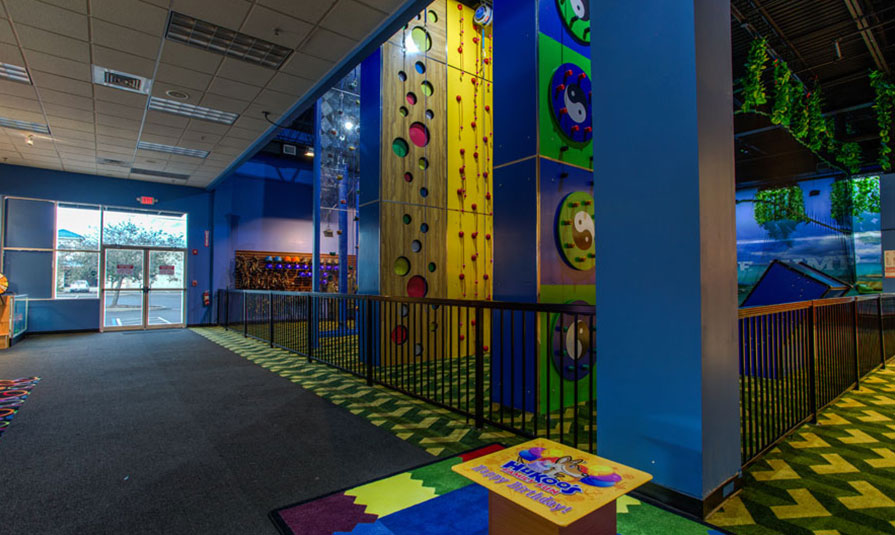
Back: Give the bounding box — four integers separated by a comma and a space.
101, 247, 185, 330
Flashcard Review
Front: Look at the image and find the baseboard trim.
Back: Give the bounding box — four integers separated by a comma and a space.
631, 473, 743, 520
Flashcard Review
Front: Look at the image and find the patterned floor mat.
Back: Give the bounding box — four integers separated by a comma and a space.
709, 365, 895, 535
270, 444, 727, 535
192, 327, 523, 457
0, 377, 40, 439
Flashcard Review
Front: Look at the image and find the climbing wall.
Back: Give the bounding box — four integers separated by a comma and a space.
373, 0, 493, 362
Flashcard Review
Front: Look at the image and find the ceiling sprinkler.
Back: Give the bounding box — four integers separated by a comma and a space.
474, 3, 493, 27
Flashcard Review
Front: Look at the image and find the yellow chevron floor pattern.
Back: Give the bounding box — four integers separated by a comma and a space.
191, 327, 522, 457
709, 364, 895, 535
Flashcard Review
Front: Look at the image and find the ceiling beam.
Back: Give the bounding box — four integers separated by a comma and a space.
748, 0, 817, 78
842, 0, 891, 74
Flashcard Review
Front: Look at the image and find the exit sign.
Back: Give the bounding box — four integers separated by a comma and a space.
137, 196, 157, 205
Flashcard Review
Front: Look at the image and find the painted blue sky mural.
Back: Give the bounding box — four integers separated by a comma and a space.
736, 176, 881, 303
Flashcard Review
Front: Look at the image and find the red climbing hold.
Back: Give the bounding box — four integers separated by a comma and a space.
556, 84, 565, 92
471, 319, 476, 326
565, 69, 573, 78
458, 3, 463, 9
585, 126, 593, 133
473, 152, 479, 159
560, 108, 568, 115
578, 73, 586, 81
458, 230, 464, 237
483, 345, 489, 352
458, 47, 463, 53
456, 95, 462, 102
460, 148, 465, 155
473, 37, 479, 44
459, 273, 465, 280
483, 172, 489, 178
471, 121, 476, 128
484, 58, 490, 64
485, 192, 491, 200
483, 136, 488, 143
484, 105, 490, 112
457, 188, 464, 195
571, 125, 580, 132
483, 274, 490, 280
471, 203, 477, 210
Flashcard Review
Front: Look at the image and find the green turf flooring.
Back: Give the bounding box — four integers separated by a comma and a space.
710, 362, 895, 535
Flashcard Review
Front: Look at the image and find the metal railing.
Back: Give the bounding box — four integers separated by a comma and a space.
218, 289, 597, 453
739, 294, 895, 465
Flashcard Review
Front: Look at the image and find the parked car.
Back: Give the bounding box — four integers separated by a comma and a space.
70, 280, 90, 293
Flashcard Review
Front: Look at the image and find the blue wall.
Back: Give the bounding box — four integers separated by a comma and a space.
210, 169, 314, 299
0, 163, 214, 331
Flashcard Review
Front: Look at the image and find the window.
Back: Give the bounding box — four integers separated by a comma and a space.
103, 208, 187, 248
55, 204, 100, 299
0, 197, 187, 300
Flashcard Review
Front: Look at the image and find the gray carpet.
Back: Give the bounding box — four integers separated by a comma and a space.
0, 329, 434, 535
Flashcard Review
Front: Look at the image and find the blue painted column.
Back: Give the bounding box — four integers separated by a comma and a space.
312, 103, 323, 293
358, 49, 382, 296
591, 0, 740, 513
881, 174, 895, 293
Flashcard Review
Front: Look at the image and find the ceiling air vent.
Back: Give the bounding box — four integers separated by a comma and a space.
165, 11, 293, 70
282, 144, 297, 156
130, 168, 190, 181
97, 157, 132, 167
92, 66, 152, 95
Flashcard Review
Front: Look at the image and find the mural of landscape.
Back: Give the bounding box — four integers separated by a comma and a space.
736, 176, 881, 304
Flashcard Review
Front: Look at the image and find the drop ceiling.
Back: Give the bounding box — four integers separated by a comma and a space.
0, 0, 405, 188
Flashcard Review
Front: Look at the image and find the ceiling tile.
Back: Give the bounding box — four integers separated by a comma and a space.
92, 20, 162, 60
184, 120, 230, 135
279, 51, 333, 80
300, 28, 357, 63
7, 2, 89, 41
139, 133, 177, 145
156, 63, 212, 92
0, 79, 39, 100
258, 0, 336, 24
216, 58, 276, 87
97, 137, 137, 150
15, 26, 90, 62
135, 149, 170, 159
142, 122, 185, 138
30, 70, 93, 97
92, 45, 156, 78
320, 0, 385, 42
230, 114, 268, 131
96, 113, 142, 131
22, 49, 91, 82
94, 85, 149, 107
38, 88, 94, 111
0, 94, 43, 112
265, 71, 314, 95
0, 42, 24, 65
158, 41, 222, 75
53, 137, 96, 150
91, 0, 169, 36
145, 110, 190, 128
207, 77, 262, 101
37, 0, 88, 15
46, 116, 95, 133
57, 151, 97, 163
0, 18, 16, 45
94, 100, 145, 121
179, 130, 221, 144
0, 107, 46, 124
48, 126, 95, 141
253, 88, 298, 110
240, 5, 312, 49
43, 103, 94, 123
96, 125, 139, 140
226, 125, 266, 140
199, 93, 250, 115
171, 0, 252, 30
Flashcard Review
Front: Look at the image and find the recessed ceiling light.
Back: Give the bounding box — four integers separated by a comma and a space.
165, 11, 293, 70
0, 62, 31, 84
304, 148, 314, 157
137, 141, 209, 158
148, 97, 238, 124
165, 89, 190, 100
0, 117, 50, 134
92, 65, 152, 95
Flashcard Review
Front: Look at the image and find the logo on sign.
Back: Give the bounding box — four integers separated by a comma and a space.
159, 265, 175, 276
116, 264, 134, 275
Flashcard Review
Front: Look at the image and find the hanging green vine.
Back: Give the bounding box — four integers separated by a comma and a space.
831, 175, 880, 224
741, 38, 769, 112
870, 70, 895, 172
736, 38, 885, 175
770, 59, 793, 126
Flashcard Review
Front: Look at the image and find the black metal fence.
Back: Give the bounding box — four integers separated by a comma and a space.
217, 289, 597, 453
739, 294, 895, 465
